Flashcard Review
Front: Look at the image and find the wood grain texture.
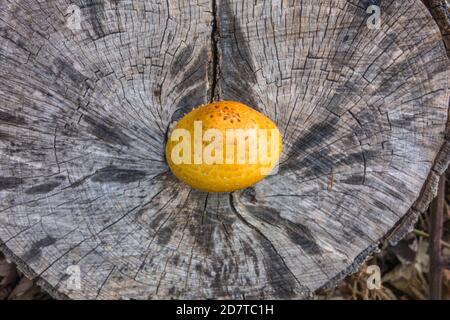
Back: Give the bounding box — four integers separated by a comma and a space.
0, 0, 449, 299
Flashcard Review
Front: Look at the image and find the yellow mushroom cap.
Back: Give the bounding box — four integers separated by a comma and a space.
165, 101, 282, 192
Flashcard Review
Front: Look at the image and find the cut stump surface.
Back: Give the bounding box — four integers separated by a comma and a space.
0, 0, 450, 299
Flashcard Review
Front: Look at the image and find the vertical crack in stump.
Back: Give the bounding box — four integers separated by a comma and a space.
209, 0, 221, 102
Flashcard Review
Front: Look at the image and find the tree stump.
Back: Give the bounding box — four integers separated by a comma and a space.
0, 0, 449, 300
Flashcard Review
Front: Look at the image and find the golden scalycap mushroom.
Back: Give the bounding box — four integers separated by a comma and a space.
165, 101, 282, 192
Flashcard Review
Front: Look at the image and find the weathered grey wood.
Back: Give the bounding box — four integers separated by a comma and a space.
0, 0, 449, 299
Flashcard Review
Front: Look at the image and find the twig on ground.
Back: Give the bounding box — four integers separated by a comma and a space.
429, 174, 445, 300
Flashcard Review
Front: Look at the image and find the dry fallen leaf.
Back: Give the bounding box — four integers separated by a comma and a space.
382, 239, 429, 299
